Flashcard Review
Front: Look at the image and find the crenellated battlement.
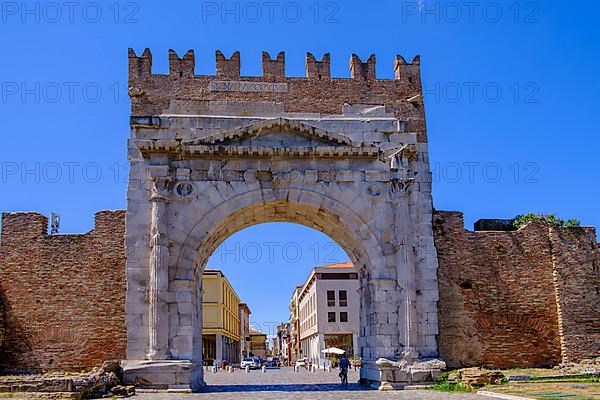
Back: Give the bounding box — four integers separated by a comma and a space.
128, 48, 420, 82
128, 48, 152, 80
216, 50, 240, 79
306, 52, 330, 80
262, 51, 286, 82
350, 54, 376, 80
127, 48, 426, 142
394, 55, 421, 85
168, 49, 195, 81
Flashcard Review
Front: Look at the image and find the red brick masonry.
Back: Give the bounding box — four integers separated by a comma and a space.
435, 211, 600, 368
0, 211, 126, 373
0, 210, 598, 372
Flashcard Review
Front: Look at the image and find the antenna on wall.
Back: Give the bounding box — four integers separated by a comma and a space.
50, 213, 60, 234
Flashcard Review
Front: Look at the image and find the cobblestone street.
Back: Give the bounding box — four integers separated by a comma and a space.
134, 367, 491, 399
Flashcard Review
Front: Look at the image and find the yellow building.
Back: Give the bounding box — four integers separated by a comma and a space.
202, 269, 240, 365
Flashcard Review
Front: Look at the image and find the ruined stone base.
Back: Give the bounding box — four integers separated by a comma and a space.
360, 358, 445, 391
360, 360, 385, 383
122, 360, 205, 392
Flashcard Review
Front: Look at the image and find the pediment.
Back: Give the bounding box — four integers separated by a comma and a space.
136, 117, 379, 159
186, 118, 353, 147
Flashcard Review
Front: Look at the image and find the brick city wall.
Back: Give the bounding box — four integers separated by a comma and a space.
0, 211, 126, 373
0, 209, 598, 372
128, 49, 428, 142
434, 211, 600, 369
0, 296, 5, 351
549, 227, 600, 362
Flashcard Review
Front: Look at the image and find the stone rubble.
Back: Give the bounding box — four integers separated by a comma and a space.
457, 368, 505, 387
110, 385, 137, 397
0, 361, 135, 398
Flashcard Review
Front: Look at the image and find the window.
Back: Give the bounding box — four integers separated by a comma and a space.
328, 312, 336, 322
340, 312, 348, 322
339, 290, 347, 307
327, 290, 335, 307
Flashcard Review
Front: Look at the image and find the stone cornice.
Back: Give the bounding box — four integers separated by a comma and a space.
135, 140, 379, 159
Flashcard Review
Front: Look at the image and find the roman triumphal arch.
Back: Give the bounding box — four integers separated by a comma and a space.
122, 48, 444, 390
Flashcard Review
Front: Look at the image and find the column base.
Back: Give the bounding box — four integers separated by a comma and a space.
360, 358, 446, 390
122, 360, 205, 392
360, 360, 384, 382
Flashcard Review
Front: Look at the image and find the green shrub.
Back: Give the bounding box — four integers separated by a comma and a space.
513, 213, 581, 229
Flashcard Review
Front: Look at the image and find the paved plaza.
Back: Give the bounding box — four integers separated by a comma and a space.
134, 367, 492, 399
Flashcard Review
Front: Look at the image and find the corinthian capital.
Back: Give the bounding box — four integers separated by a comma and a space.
388, 178, 414, 202
150, 176, 173, 202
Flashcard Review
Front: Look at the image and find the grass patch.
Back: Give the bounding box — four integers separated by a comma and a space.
432, 380, 473, 392
489, 381, 600, 400
529, 375, 600, 384
431, 372, 474, 393
530, 392, 594, 400
502, 368, 563, 378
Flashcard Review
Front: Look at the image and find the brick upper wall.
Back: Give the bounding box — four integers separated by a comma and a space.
128, 49, 428, 142
434, 211, 600, 368
0, 211, 126, 373
549, 228, 600, 362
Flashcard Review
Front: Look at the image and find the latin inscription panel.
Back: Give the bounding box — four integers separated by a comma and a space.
210, 81, 288, 93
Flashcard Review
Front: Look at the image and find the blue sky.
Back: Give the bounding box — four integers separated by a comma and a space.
1, 1, 598, 327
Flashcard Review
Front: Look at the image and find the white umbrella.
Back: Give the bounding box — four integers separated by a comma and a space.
321, 347, 345, 355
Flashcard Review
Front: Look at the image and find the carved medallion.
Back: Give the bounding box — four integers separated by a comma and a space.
174, 181, 195, 202
368, 183, 382, 197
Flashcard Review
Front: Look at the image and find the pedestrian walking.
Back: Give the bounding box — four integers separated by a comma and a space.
338, 355, 349, 385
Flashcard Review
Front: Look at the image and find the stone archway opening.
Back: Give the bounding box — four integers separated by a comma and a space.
184, 198, 376, 388
197, 218, 360, 382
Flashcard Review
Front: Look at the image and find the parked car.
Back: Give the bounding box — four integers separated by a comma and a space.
295, 357, 307, 368
265, 357, 281, 367
240, 357, 261, 369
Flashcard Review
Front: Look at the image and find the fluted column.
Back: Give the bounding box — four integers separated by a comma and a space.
389, 178, 419, 358
147, 176, 172, 360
